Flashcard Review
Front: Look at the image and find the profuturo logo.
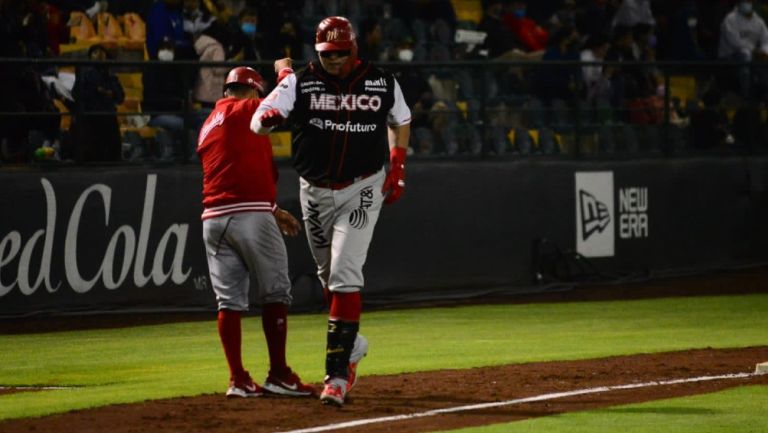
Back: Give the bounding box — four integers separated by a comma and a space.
575, 172, 614, 257
307, 118, 377, 132
309, 118, 324, 129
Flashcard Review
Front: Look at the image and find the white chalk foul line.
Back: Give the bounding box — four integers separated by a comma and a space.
278, 372, 760, 433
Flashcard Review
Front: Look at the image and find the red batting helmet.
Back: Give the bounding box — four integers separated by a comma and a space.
224, 66, 265, 95
315, 16, 357, 52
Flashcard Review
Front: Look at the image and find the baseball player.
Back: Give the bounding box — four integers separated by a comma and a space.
250, 16, 411, 406
198, 66, 315, 398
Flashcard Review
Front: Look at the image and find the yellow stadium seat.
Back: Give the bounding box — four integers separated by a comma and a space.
269, 131, 292, 158
122, 13, 146, 50
96, 12, 124, 42
53, 99, 71, 132
115, 72, 144, 100
451, 0, 483, 24
669, 76, 697, 104
455, 100, 469, 120
68, 11, 99, 42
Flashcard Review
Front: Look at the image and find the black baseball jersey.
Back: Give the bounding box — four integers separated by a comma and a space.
255, 60, 411, 183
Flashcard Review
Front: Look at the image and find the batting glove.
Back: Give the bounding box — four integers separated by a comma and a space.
259, 108, 285, 128
382, 146, 407, 205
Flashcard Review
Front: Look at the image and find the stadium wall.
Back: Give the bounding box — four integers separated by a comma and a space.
1, 157, 767, 317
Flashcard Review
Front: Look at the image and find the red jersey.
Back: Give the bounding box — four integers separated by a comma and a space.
198, 97, 278, 220
503, 15, 549, 52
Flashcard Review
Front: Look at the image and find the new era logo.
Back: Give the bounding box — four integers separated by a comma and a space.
579, 189, 611, 241
575, 171, 614, 258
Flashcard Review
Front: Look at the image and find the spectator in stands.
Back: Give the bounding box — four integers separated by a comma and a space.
71, 44, 124, 161
23, 0, 53, 57
613, 0, 655, 28
607, 23, 661, 129
697, 0, 731, 59
0, 66, 60, 163
690, 89, 730, 149
503, 1, 549, 53
413, 0, 456, 51
476, 1, 539, 104
580, 34, 612, 104
478, 0, 522, 59
632, 23, 657, 61
732, 101, 767, 151
409, 90, 441, 155
536, 26, 582, 104
143, 39, 191, 160
575, 0, 616, 40
275, 17, 304, 59
229, 7, 267, 60
423, 71, 481, 155
182, 0, 214, 40
357, 17, 384, 61
147, 0, 192, 59
477, 0, 543, 66
392, 44, 431, 108
251, 0, 304, 58
547, 0, 578, 33
664, 0, 705, 61
718, 0, 768, 99
605, 25, 641, 116
193, 23, 227, 111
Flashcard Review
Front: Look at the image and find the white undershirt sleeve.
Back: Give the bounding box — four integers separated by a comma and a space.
387, 78, 412, 126
250, 73, 298, 134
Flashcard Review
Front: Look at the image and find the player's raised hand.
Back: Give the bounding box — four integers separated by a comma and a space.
274, 58, 293, 73
275, 208, 301, 237
382, 147, 407, 205
260, 108, 285, 128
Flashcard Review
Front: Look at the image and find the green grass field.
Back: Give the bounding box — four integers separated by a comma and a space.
1, 293, 767, 431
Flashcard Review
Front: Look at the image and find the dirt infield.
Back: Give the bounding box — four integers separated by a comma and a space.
1, 347, 766, 433
1, 267, 767, 432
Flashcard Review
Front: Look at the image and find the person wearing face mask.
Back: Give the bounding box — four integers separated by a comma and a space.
182, 0, 215, 40
143, 39, 192, 160
230, 7, 267, 61
718, 0, 768, 98
718, 0, 768, 62
666, 1, 705, 61
71, 44, 124, 161
503, 1, 549, 53
147, 0, 193, 60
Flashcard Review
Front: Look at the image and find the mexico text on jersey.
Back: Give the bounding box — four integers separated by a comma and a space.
255, 60, 411, 184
